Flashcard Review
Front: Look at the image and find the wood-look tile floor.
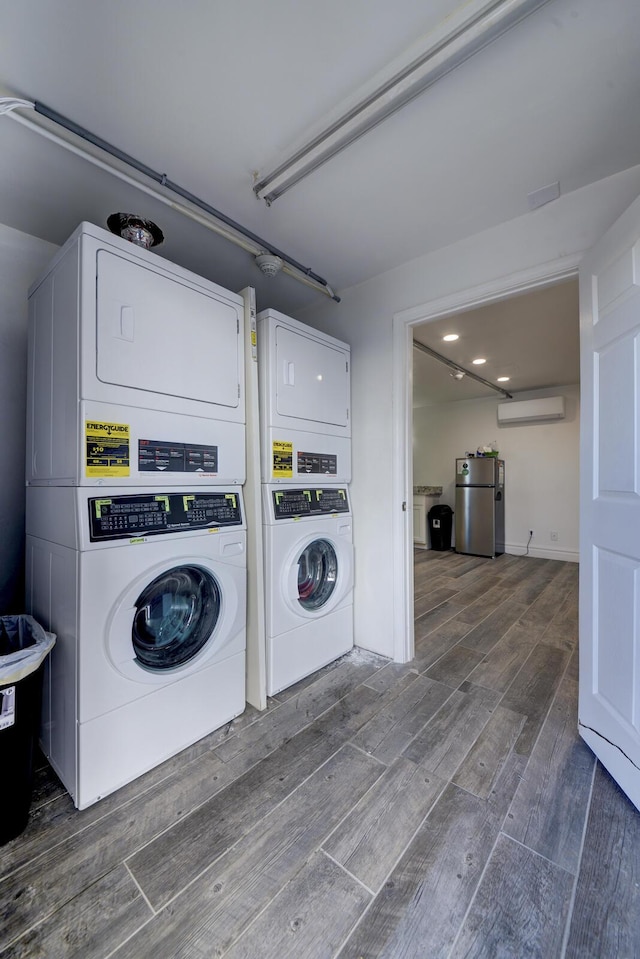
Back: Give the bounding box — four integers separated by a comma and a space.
2, 551, 639, 958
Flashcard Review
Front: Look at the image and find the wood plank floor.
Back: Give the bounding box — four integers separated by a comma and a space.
2, 550, 639, 958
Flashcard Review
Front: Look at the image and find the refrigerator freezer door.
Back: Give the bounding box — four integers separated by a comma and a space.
455, 485, 496, 557
456, 457, 497, 486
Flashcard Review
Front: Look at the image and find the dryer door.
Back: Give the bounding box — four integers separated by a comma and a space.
96, 250, 241, 409
132, 564, 221, 670
275, 325, 349, 429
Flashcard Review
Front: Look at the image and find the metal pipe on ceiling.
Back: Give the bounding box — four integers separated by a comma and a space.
1, 94, 340, 301
413, 339, 513, 398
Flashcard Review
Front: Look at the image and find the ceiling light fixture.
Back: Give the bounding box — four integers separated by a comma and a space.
413, 340, 512, 398
0, 92, 339, 301
497, 376, 510, 382
472, 358, 487, 365
254, 0, 551, 204
443, 334, 459, 342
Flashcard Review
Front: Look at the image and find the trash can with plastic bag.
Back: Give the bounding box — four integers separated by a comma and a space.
0, 615, 55, 844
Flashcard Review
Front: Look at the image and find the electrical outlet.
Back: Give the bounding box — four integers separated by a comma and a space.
550, 530, 559, 542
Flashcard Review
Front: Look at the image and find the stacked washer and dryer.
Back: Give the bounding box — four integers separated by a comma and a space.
257, 309, 354, 696
25, 222, 247, 809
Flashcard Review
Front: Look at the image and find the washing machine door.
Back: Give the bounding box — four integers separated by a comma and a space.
295, 538, 338, 612
132, 565, 221, 670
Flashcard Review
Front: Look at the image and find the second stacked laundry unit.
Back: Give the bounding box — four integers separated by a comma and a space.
257, 309, 353, 695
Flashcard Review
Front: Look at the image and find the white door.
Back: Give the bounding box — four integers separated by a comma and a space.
579, 192, 640, 812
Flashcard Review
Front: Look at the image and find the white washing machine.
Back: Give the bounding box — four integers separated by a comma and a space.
257, 309, 350, 484
27, 221, 245, 487
25, 485, 246, 809
263, 485, 354, 695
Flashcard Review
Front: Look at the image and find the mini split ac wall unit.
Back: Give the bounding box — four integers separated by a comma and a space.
497, 395, 565, 424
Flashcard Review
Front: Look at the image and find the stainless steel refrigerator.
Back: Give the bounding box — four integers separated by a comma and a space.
455, 457, 505, 558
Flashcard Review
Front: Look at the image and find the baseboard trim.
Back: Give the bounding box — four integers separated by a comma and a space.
505, 543, 579, 563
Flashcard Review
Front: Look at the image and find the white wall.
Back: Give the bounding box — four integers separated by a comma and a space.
301, 165, 640, 658
0, 223, 58, 612
413, 385, 580, 562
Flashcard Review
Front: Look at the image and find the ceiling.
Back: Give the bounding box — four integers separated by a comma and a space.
413, 277, 580, 406
0, 0, 639, 320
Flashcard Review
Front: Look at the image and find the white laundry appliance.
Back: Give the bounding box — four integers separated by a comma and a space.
27, 221, 245, 487
25, 485, 246, 809
257, 309, 350, 485
263, 485, 354, 695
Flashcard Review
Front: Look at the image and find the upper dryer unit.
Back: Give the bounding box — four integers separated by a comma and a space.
27, 222, 245, 487
257, 309, 351, 484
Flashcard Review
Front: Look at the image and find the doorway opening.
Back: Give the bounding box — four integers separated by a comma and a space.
391, 259, 581, 665
412, 278, 579, 551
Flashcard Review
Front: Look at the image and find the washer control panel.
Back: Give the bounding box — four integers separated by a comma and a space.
88, 491, 242, 541
272, 487, 349, 520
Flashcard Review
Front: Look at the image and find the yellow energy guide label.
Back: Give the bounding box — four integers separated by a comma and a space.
272, 440, 294, 478
85, 421, 131, 477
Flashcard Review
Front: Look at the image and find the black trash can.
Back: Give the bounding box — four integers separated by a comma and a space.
0, 616, 55, 845
428, 504, 453, 551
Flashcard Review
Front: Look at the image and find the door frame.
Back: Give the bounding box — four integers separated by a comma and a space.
391, 252, 582, 663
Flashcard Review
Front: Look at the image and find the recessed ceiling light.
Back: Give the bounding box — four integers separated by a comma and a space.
472, 358, 486, 365
442, 333, 459, 342
497, 376, 510, 382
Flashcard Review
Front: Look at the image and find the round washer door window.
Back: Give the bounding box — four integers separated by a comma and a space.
132, 565, 221, 670
297, 539, 338, 611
